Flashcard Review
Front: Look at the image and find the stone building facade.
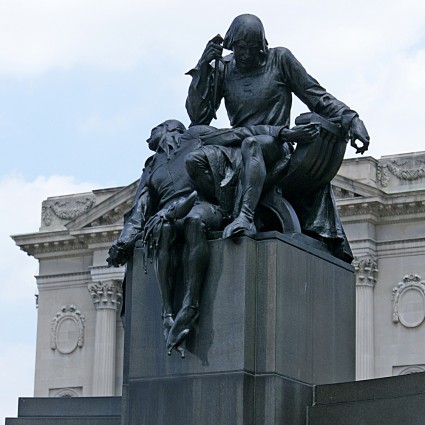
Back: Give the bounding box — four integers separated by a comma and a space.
12, 151, 425, 396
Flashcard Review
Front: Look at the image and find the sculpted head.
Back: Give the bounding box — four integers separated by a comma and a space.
223, 14, 268, 72
147, 119, 186, 153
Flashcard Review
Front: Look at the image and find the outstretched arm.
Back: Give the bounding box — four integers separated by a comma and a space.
107, 187, 154, 267
200, 123, 321, 147
280, 48, 370, 154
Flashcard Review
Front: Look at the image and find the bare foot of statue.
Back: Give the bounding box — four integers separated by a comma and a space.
166, 305, 199, 357
222, 214, 256, 238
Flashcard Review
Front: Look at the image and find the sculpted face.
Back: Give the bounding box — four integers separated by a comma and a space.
147, 125, 165, 152
233, 40, 262, 72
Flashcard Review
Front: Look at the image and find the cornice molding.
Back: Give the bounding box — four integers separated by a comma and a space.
14, 227, 123, 258
338, 199, 425, 219
73, 228, 122, 246
20, 238, 88, 257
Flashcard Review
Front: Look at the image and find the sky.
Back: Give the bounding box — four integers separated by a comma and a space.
1, 0, 425, 420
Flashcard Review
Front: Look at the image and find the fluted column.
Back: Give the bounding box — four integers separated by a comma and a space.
353, 256, 378, 380
88, 280, 123, 395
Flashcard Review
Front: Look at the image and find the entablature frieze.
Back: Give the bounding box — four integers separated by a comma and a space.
338, 198, 425, 221
36, 271, 92, 290
71, 227, 122, 247
89, 265, 125, 282
376, 238, 425, 259
13, 226, 124, 258
14, 236, 87, 258
349, 239, 378, 256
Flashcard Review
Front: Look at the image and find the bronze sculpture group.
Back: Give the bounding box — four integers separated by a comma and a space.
108, 14, 370, 357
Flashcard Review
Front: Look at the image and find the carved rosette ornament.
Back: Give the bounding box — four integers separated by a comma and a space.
88, 280, 123, 310
352, 256, 378, 287
51, 305, 85, 354
392, 274, 425, 328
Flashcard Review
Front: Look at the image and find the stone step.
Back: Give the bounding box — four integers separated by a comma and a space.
5, 397, 121, 425
14, 396, 121, 417
5, 418, 120, 425
308, 372, 425, 425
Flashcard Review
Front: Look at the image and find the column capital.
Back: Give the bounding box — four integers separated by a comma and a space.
353, 256, 378, 288
88, 280, 123, 310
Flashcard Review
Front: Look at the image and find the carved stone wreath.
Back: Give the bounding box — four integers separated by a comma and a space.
392, 274, 425, 328
42, 196, 96, 226
377, 160, 425, 187
51, 305, 85, 354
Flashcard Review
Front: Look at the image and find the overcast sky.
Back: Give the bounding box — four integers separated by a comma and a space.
1, 0, 425, 420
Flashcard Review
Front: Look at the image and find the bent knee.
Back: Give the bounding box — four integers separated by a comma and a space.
241, 136, 259, 150
184, 214, 207, 234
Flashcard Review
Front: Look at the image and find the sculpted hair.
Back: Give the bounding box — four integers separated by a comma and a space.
161, 119, 186, 134
223, 14, 268, 53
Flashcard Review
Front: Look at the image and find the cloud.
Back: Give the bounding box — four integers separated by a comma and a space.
0, 0, 145, 75
1, 0, 425, 159
1, 0, 422, 77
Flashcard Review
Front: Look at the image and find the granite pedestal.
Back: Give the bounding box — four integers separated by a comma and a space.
121, 232, 356, 425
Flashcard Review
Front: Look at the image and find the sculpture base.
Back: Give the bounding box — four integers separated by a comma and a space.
9, 234, 425, 425
122, 232, 356, 425
122, 372, 312, 425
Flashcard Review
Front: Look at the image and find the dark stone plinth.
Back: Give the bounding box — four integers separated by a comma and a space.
122, 232, 356, 425
124, 373, 312, 425
308, 372, 425, 425
5, 396, 121, 425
